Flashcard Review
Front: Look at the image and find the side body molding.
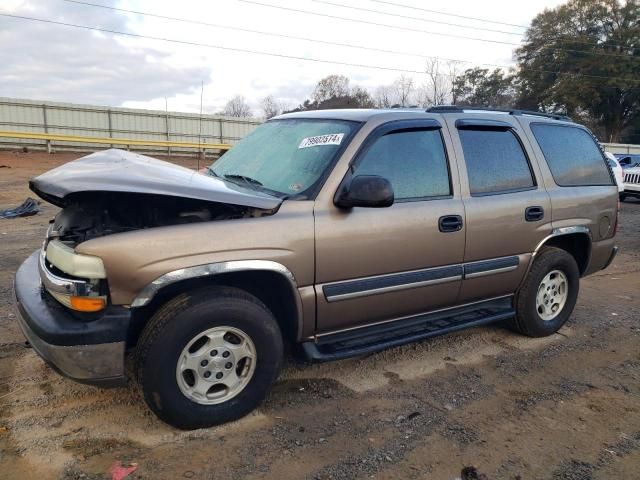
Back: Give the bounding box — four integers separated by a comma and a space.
130, 260, 304, 338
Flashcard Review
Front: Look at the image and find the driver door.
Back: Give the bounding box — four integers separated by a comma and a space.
313, 120, 466, 333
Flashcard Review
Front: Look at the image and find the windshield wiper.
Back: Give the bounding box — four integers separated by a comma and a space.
223, 174, 263, 187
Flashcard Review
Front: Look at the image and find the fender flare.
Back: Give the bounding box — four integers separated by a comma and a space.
130, 260, 304, 340
518, 225, 592, 289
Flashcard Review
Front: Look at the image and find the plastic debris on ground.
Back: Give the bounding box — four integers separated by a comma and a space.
109, 461, 138, 480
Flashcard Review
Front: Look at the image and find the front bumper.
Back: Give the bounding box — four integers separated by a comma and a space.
13, 250, 130, 387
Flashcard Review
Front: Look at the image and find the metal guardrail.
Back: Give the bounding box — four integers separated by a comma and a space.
0, 130, 232, 151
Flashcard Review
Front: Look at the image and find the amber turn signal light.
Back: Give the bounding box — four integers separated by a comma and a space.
70, 296, 106, 312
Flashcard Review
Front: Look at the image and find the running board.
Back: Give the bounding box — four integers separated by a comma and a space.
302, 296, 514, 362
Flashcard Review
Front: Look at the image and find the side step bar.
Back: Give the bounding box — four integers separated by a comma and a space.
302, 296, 515, 362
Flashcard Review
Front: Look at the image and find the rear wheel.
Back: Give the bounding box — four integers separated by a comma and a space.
135, 286, 283, 429
514, 247, 580, 337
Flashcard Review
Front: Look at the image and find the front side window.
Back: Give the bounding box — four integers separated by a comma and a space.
530, 124, 613, 186
209, 119, 358, 197
459, 129, 535, 195
353, 129, 451, 201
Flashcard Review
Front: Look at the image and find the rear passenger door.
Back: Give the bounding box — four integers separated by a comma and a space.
445, 117, 553, 303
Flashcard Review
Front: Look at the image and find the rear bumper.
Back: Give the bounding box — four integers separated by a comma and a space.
584, 238, 618, 276
603, 245, 619, 270
13, 250, 129, 387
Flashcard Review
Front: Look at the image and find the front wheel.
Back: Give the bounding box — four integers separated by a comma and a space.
514, 247, 580, 337
135, 286, 283, 429
619, 193, 627, 202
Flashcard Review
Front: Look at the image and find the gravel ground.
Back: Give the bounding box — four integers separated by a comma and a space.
0, 150, 639, 480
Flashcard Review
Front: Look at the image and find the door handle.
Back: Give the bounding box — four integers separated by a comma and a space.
439, 215, 463, 232
525, 206, 544, 222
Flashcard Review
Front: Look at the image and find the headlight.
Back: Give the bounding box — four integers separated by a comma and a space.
40, 240, 107, 312
45, 240, 106, 278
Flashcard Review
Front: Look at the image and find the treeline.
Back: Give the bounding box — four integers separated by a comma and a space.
221, 0, 639, 144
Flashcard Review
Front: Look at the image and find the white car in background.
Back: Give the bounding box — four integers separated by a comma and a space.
620, 165, 640, 202
605, 152, 624, 193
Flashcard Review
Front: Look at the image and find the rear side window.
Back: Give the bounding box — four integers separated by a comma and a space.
458, 129, 535, 195
354, 129, 450, 200
530, 124, 612, 186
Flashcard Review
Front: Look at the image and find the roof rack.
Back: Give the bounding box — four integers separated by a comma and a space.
426, 105, 572, 122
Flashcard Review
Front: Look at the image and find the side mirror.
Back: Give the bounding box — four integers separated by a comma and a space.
334, 175, 394, 209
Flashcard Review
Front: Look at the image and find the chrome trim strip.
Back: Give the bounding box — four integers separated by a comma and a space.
516, 225, 592, 289
532, 226, 591, 257
316, 294, 514, 338
465, 265, 518, 279
325, 274, 462, 302
324, 255, 521, 303
131, 260, 305, 340
39, 249, 93, 297
463, 255, 520, 279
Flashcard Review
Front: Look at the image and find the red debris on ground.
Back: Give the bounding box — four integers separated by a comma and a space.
109, 461, 138, 480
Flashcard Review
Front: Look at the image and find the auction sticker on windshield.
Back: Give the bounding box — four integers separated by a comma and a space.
298, 133, 344, 149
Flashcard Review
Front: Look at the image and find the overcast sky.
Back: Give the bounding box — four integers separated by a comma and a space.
0, 0, 567, 115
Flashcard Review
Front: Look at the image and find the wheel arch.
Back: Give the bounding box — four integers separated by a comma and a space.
531, 227, 592, 277
128, 261, 304, 346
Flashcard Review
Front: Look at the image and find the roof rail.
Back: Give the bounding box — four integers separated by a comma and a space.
426, 105, 572, 122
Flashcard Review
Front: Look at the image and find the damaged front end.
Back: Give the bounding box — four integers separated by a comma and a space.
29, 149, 282, 312
31, 148, 282, 245
14, 149, 288, 386
49, 191, 268, 245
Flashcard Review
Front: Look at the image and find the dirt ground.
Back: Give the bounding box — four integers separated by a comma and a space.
0, 149, 639, 480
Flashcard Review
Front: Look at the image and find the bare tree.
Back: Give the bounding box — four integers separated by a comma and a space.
422, 58, 450, 107
260, 95, 281, 119
393, 75, 414, 107
223, 95, 253, 118
447, 60, 465, 105
374, 85, 395, 108
312, 75, 350, 103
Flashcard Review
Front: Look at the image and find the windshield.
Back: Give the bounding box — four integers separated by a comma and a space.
209, 118, 358, 197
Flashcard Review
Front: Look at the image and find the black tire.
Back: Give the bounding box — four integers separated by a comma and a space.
619, 193, 627, 202
514, 246, 580, 337
135, 286, 283, 430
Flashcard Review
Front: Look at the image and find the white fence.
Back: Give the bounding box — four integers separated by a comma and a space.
0, 97, 262, 155
2, 98, 637, 158
602, 143, 640, 155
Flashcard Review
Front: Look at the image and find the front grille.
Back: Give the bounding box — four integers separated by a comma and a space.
624, 173, 640, 185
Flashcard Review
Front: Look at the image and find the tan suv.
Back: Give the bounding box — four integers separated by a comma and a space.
14, 107, 619, 429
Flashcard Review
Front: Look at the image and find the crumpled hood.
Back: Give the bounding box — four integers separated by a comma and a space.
29, 148, 281, 210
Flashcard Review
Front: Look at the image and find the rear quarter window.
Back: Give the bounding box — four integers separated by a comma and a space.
530, 124, 613, 186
